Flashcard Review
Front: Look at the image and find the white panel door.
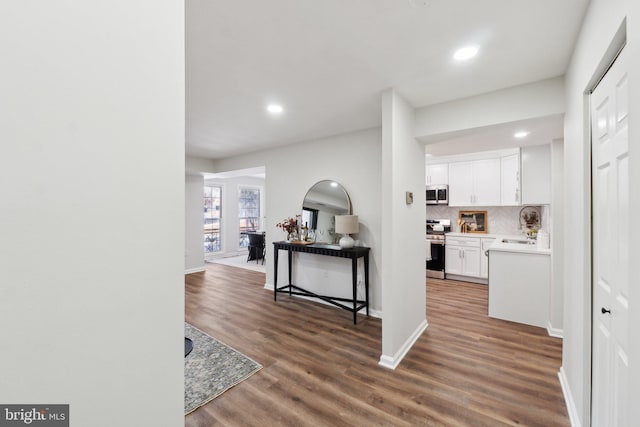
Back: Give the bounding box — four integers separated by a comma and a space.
591, 47, 629, 427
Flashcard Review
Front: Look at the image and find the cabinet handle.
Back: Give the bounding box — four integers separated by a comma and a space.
601, 307, 611, 315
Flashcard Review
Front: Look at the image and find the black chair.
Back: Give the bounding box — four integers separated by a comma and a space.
247, 232, 265, 264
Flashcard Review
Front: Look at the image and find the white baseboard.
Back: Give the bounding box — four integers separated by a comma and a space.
444, 274, 488, 285
558, 366, 582, 427
547, 321, 564, 338
378, 319, 429, 370
264, 283, 382, 319
184, 266, 206, 274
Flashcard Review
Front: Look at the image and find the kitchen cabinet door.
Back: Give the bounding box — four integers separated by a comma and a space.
426, 163, 449, 185
448, 162, 474, 206
501, 153, 521, 206
472, 158, 501, 206
445, 246, 463, 275
461, 247, 481, 277
449, 159, 500, 206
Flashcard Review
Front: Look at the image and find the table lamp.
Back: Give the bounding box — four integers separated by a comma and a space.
335, 215, 359, 249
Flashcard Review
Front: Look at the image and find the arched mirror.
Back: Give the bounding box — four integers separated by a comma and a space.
301, 180, 352, 244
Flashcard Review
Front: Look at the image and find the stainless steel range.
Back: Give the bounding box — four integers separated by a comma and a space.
426, 219, 450, 279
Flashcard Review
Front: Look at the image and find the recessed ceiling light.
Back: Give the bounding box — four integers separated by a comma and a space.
514, 131, 530, 139
267, 104, 284, 114
453, 46, 479, 61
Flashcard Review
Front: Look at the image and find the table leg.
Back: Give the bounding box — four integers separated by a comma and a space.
364, 253, 370, 317
288, 249, 293, 296
352, 256, 358, 324
273, 247, 278, 301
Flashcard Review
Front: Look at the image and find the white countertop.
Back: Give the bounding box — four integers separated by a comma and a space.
445, 232, 551, 255
445, 232, 500, 238
488, 235, 550, 255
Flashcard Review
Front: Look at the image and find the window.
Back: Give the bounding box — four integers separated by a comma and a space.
238, 187, 260, 248
204, 185, 222, 254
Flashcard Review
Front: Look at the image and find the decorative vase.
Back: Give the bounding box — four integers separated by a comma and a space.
287, 231, 298, 242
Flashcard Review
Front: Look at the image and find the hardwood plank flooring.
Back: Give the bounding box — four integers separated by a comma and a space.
185, 265, 569, 426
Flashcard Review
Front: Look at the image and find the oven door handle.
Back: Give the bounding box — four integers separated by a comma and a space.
427, 240, 445, 245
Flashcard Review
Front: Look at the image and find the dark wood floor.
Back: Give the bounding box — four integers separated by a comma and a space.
185, 264, 569, 426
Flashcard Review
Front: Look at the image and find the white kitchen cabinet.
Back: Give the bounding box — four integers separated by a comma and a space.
445, 236, 481, 277
521, 145, 551, 205
426, 163, 449, 185
480, 238, 495, 278
448, 162, 473, 206
473, 159, 501, 205
501, 153, 521, 206
448, 159, 500, 206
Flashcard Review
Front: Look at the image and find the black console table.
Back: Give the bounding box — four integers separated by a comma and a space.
272, 242, 370, 324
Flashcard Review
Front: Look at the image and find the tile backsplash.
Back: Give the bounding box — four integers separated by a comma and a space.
427, 205, 545, 235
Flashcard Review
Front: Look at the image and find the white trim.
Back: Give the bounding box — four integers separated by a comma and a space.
547, 321, 564, 339
184, 266, 206, 274
444, 273, 488, 285
558, 367, 582, 427
264, 283, 382, 319
378, 319, 429, 370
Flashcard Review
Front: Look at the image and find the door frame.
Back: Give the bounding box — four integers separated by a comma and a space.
587, 22, 627, 427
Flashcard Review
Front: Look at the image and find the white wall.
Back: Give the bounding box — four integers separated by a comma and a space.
414, 77, 565, 140
186, 175, 206, 273
562, 1, 639, 425
380, 90, 427, 368
212, 128, 382, 313
186, 155, 215, 175
204, 176, 265, 256
549, 139, 564, 336
0, 2, 184, 426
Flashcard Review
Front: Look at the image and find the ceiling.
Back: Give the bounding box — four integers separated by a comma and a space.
422, 114, 565, 157
186, 0, 588, 159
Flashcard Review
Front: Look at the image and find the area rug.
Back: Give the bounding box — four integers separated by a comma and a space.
184, 323, 262, 414
207, 254, 266, 273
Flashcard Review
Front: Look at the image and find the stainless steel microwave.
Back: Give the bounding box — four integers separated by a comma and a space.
426, 185, 448, 205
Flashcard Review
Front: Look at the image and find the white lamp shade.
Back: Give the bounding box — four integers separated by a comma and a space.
335, 215, 359, 234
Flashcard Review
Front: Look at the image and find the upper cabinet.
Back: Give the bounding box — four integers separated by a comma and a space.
449, 159, 501, 206
521, 145, 551, 205
501, 153, 521, 206
425, 163, 448, 185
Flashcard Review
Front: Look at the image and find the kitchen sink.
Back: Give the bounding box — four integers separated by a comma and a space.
501, 238, 531, 244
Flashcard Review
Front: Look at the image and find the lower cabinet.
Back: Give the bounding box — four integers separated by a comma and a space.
480, 238, 495, 279
445, 237, 481, 278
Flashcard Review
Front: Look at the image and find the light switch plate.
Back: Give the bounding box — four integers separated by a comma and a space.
406, 191, 413, 205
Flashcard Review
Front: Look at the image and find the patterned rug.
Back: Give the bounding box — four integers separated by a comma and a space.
184, 323, 262, 414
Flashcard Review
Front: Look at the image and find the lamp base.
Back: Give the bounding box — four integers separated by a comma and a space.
339, 234, 355, 249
